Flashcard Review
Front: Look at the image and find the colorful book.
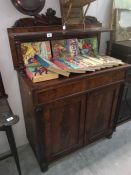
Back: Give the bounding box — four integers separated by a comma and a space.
53, 58, 86, 73
57, 58, 86, 73
87, 56, 113, 68
35, 54, 70, 77
98, 56, 124, 66
51, 39, 79, 59
26, 66, 59, 83
66, 39, 79, 57
73, 56, 96, 71
78, 56, 102, 70
78, 38, 98, 57
21, 41, 52, 66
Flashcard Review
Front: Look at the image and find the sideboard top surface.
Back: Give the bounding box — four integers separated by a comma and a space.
19, 64, 130, 91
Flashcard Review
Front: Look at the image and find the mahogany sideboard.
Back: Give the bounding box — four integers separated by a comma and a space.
8, 26, 130, 172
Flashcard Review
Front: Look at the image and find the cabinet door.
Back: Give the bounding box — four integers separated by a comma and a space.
85, 85, 120, 144
43, 95, 86, 161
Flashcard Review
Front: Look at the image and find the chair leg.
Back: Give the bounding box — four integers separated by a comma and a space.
6, 126, 22, 175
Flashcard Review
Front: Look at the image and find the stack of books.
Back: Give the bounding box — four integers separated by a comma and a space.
21, 38, 125, 83
21, 41, 59, 83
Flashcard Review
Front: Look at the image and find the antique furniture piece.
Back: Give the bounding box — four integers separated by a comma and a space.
10, 0, 100, 28
111, 40, 131, 125
8, 26, 130, 172
59, 0, 101, 29
0, 73, 21, 175
11, 0, 46, 15
10, 0, 61, 27
60, 0, 95, 26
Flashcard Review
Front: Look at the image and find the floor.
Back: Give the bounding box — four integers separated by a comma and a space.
0, 121, 131, 175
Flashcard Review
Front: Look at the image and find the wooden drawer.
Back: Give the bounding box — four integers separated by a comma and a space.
34, 69, 125, 105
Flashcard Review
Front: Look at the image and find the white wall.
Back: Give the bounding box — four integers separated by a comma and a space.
85, 0, 113, 53
0, 0, 112, 154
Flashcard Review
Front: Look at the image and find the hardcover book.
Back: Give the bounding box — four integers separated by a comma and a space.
21, 41, 52, 66
26, 66, 59, 83
51, 39, 79, 59
78, 37, 98, 57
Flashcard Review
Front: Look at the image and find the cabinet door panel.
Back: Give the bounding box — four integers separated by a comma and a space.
85, 85, 120, 144
43, 95, 86, 161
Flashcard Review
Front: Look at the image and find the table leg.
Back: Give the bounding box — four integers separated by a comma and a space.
6, 126, 22, 175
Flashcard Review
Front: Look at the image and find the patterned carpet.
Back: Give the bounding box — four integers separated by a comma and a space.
0, 121, 131, 175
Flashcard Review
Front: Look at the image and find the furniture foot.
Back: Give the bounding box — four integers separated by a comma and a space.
106, 133, 113, 139
40, 162, 48, 172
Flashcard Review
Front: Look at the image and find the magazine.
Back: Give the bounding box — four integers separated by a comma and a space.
21, 41, 52, 66
51, 39, 79, 59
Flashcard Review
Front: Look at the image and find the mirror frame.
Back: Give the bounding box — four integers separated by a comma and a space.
11, 0, 46, 15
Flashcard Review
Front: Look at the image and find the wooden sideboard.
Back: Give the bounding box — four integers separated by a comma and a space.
8, 26, 130, 172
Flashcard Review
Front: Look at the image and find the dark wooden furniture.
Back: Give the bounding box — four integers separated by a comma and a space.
0, 73, 21, 175
8, 26, 130, 172
111, 40, 131, 125
10, 0, 61, 27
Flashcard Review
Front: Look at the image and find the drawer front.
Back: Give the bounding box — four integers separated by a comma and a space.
34, 70, 125, 105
